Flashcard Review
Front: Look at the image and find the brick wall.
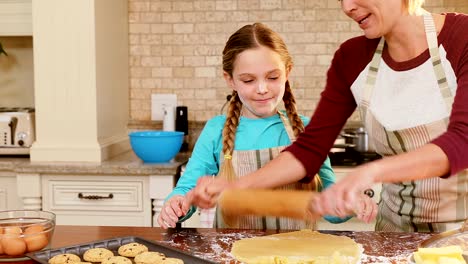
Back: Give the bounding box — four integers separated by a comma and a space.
128, 0, 468, 123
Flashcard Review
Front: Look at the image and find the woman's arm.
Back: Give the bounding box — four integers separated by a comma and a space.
311, 143, 450, 217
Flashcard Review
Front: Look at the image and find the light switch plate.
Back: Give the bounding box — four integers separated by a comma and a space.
151, 94, 177, 121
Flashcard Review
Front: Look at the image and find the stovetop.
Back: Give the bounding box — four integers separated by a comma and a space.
329, 149, 382, 166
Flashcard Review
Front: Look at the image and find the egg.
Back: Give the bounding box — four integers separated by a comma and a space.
24, 233, 48, 252
4, 226, 22, 235
24, 224, 45, 234
1, 235, 27, 256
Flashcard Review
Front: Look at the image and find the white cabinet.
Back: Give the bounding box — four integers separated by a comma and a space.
317, 167, 382, 231
0, 171, 23, 210
0, 0, 32, 36
42, 175, 152, 227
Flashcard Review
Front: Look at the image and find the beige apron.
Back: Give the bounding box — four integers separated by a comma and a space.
215, 112, 318, 230
361, 14, 468, 232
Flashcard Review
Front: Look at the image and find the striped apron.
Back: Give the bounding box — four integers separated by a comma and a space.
214, 112, 318, 230
361, 14, 468, 232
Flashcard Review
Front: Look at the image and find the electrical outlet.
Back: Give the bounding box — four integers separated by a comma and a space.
151, 94, 177, 121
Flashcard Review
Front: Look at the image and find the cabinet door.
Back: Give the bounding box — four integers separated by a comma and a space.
0, 172, 23, 210
42, 175, 152, 227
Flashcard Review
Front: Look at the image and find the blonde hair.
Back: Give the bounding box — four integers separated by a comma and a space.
218, 23, 306, 183
405, 0, 425, 14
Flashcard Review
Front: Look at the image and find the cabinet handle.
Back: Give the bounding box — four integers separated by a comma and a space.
78, 193, 114, 200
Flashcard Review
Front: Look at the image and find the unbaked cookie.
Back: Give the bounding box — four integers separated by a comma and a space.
117, 242, 148, 257
102, 256, 132, 264
48, 253, 81, 264
83, 247, 114, 262
134, 251, 166, 264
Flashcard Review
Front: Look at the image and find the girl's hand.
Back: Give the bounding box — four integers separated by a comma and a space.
185, 176, 231, 209
157, 195, 187, 229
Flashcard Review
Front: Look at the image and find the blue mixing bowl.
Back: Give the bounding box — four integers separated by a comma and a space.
129, 131, 184, 163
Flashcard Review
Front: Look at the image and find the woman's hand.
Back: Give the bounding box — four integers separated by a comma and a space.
309, 163, 379, 218
354, 193, 378, 223
157, 195, 188, 229
185, 176, 231, 209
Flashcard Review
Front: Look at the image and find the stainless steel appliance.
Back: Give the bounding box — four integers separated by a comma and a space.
330, 126, 381, 166
0, 107, 35, 155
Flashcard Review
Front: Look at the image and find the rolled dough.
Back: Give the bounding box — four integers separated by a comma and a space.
231, 230, 362, 264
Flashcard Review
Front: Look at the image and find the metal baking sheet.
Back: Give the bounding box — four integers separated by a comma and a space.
26, 236, 218, 264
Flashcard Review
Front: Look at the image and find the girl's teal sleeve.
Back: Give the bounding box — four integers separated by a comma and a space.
318, 154, 352, 224
164, 117, 223, 222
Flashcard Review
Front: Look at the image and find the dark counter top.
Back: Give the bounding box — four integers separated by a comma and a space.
17, 226, 434, 264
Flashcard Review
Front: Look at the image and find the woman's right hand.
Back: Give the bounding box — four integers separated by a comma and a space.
157, 195, 187, 229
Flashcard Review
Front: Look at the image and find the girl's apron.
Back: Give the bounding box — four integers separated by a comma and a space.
361, 14, 468, 232
214, 112, 318, 230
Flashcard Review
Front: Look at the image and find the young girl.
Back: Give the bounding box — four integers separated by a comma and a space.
157, 23, 376, 229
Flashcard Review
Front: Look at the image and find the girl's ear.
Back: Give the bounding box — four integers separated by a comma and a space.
223, 71, 236, 91
285, 65, 292, 80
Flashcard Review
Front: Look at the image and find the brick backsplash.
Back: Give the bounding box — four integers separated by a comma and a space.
128, 0, 468, 140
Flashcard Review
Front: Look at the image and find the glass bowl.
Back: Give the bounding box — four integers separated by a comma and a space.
0, 210, 56, 261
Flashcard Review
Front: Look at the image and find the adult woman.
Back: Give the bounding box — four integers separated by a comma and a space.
189, 1, 468, 232
157, 23, 375, 230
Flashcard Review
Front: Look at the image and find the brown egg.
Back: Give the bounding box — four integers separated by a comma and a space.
24, 224, 45, 234
24, 233, 48, 252
0, 238, 3, 255
4, 226, 22, 235
1, 235, 27, 256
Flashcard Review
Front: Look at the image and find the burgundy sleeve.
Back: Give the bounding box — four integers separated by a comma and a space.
431, 16, 468, 175
285, 37, 374, 178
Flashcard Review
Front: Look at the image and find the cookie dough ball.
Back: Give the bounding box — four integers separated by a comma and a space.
134, 251, 166, 264
83, 247, 114, 262
118, 242, 148, 257
102, 256, 132, 264
160, 257, 184, 264
48, 253, 81, 264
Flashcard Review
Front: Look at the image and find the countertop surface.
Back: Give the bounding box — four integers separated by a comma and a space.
0, 151, 190, 175
17, 225, 434, 264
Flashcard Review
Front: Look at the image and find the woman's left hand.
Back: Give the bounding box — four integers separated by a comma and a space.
309, 162, 379, 218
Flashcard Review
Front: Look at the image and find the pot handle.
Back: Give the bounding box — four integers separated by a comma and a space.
340, 133, 358, 138
333, 143, 356, 148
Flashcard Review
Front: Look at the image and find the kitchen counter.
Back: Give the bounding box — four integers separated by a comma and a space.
18, 225, 434, 264
0, 151, 190, 175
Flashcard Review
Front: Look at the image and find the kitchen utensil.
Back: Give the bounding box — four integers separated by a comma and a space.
0, 210, 56, 261
218, 189, 319, 221
26, 236, 216, 264
129, 130, 183, 163
341, 127, 375, 153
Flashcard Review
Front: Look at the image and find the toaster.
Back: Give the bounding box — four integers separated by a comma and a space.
0, 107, 35, 155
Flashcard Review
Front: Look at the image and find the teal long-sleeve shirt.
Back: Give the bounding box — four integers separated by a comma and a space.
166, 112, 349, 224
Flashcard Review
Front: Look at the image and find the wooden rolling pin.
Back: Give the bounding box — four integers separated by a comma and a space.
218, 189, 319, 221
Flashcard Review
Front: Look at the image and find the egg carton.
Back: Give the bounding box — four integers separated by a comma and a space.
26, 236, 218, 264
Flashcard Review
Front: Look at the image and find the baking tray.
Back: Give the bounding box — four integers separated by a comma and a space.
26, 236, 218, 264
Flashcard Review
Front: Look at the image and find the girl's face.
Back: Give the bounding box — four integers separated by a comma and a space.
224, 46, 290, 119
340, 0, 404, 39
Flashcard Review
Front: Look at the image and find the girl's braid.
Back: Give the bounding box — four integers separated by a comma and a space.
282, 81, 304, 137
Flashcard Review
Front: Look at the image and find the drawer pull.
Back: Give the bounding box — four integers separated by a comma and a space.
78, 193, 114, 200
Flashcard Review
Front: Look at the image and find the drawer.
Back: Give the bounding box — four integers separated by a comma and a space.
44, 179, 144, 212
